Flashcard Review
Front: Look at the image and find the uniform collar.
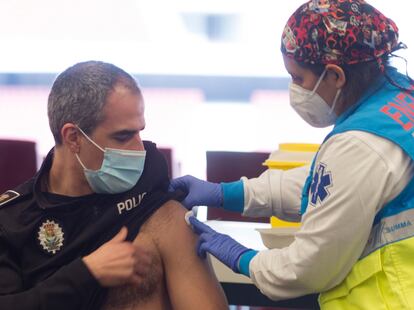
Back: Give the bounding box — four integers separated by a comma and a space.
33, 148, 99, 210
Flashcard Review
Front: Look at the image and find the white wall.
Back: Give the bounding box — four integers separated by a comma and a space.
0, 0, 411, 179
0, 1, 411, 76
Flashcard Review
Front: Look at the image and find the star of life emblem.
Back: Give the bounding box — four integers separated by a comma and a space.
38, 220, 64, 254
310, 162, 333, 206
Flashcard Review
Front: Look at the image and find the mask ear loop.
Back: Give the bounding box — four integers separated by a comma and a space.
76, 125, 105, 152
75, 153, 88, 170
75, 125, 105, 172
311, 68, 340, 114
310, 68, 327, 96
329, 88, 341, 115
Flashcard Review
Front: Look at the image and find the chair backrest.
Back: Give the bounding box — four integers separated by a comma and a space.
206, 151, 270, 223
0, 139, 37, 193
158, 147, 173, 178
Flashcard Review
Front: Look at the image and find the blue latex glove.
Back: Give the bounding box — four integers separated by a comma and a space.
169, 175, 222, 209
189, 216, 250, 273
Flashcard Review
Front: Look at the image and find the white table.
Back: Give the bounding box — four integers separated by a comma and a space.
205, 220, 319, 309
206, 220, 269, 284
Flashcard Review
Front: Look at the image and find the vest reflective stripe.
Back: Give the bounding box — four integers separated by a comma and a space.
362, 208, 414, 258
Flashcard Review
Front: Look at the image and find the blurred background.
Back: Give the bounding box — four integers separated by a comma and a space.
0, 1, 412, 308
0, 0, 411, 187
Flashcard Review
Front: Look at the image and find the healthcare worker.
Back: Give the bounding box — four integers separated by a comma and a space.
170, 0, 414, 308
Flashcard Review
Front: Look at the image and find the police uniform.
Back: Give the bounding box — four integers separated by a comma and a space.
222, 70, 414, 308
0, 141, 180, 310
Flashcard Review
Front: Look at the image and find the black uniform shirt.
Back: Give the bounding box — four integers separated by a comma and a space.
0, 141, 181, 310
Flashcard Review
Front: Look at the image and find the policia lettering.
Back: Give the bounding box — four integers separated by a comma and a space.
117, 192, 147, 215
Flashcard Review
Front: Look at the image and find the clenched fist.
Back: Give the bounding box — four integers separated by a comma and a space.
82, 227, 152, 287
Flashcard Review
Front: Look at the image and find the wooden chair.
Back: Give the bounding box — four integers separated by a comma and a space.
0, 139, 37, 193
206, 151, 270, 223
158, 147, 173, 178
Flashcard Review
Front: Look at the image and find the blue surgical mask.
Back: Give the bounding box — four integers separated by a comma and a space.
75, 126, 146, 194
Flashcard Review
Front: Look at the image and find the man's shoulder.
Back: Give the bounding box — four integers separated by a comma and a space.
139, 200, 189, 241
146, 200, 186, 228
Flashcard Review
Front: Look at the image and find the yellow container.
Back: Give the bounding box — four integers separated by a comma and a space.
263, 143, 319, 228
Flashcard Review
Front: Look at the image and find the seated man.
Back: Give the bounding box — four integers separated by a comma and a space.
0, 61, 228, 309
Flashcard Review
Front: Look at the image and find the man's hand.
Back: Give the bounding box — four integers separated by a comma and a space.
189, 216, 250, 273
169, 175, 222, 209
82, 227, 151, 287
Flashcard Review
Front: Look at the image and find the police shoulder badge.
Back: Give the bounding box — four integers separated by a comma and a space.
38, 220, 64, 254
0, 190, 20, 207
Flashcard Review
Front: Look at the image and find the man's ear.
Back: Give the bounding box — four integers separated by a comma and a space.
325, 64, 346, 89
61, 123, 81, 153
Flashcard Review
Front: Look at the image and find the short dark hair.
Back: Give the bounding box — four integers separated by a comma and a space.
48, 61, 141, 145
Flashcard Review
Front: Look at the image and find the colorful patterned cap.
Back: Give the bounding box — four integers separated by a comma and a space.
281, 0, 399, 65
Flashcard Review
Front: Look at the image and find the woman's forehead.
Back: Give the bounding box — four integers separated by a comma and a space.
283, 55, 304, 74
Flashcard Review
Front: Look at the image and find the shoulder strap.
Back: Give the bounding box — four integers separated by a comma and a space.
0, 190, 21, 207
0, 179, 34, 209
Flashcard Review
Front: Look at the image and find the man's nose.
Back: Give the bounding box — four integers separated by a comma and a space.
134, 134, 145, 151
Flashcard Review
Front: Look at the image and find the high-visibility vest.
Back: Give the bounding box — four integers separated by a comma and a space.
319, 237, 414, 309
301, 69, 414, 309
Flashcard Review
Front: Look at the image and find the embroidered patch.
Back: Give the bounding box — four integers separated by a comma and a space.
0, 190, 20, 207
310, 162, 333, 206
38, 220, 64, 254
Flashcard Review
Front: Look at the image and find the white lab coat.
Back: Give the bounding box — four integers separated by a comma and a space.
241, 130, 414, 300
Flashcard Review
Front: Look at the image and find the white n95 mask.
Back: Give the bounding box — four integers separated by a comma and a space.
75, 126, 146, 194
289, 69, 341, 128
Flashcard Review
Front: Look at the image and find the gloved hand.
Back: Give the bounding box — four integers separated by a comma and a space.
169, 175, 222, 209
189, 216, 250, 273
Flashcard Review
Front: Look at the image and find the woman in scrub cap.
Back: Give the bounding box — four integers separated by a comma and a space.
171, 1, 414, 308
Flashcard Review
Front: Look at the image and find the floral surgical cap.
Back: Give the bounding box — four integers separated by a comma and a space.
281, 0, 399, 66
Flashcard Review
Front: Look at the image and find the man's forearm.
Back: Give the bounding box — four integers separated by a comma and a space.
0, 258, 103, 310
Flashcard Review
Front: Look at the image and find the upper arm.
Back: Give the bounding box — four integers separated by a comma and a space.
147, 200, 228, 310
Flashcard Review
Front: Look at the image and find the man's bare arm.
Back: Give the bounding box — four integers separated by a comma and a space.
150, 200, 228, 309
